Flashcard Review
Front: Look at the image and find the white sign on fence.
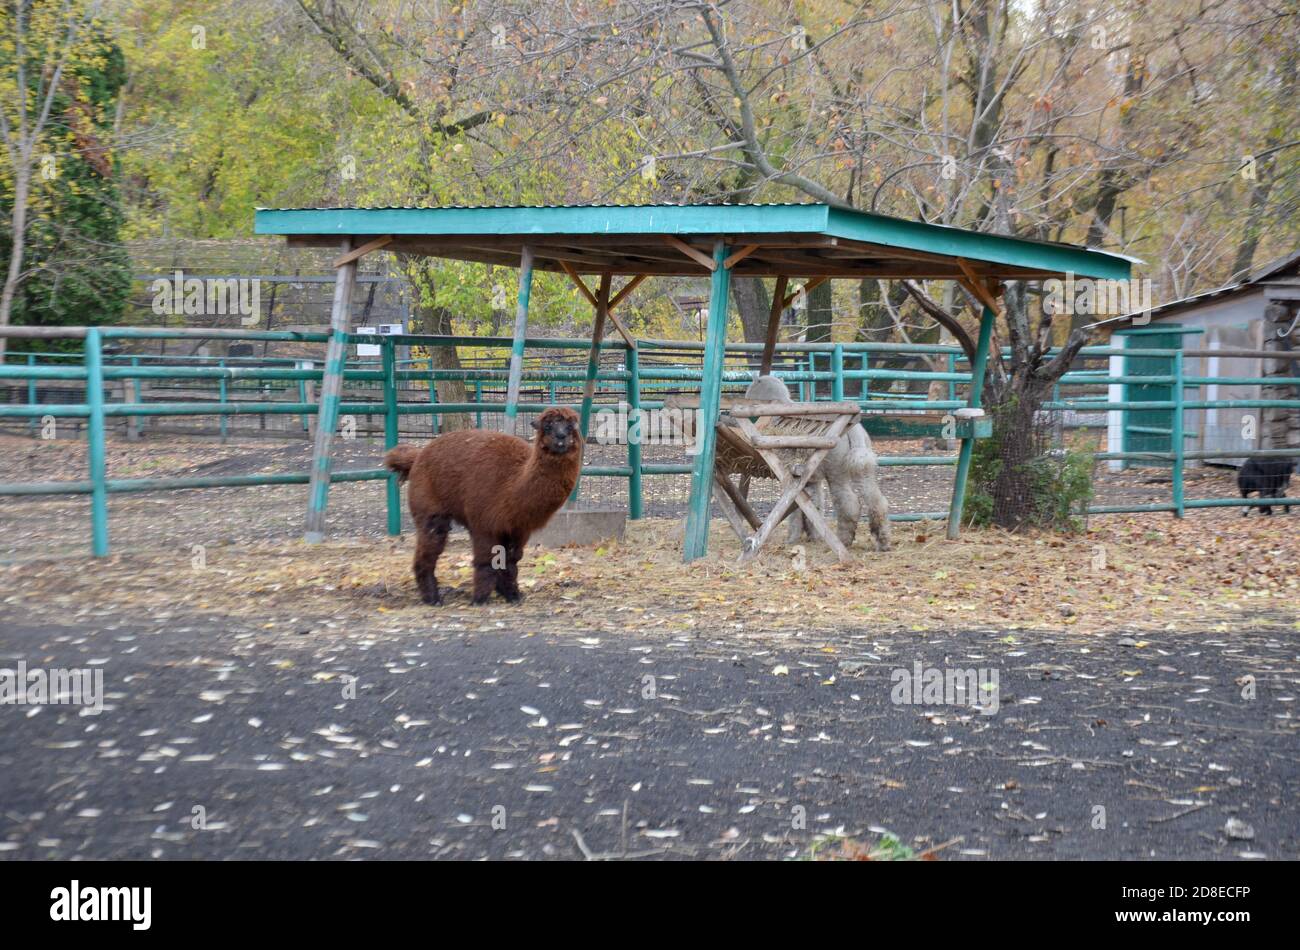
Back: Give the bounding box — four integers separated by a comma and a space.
354, 324, 403, 357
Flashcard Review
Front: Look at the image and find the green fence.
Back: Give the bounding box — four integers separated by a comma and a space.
2, 326, 1298, 556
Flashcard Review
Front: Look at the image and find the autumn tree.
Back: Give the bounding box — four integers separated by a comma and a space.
0, 0, 131, 359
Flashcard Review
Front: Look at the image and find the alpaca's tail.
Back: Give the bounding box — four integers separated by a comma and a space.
384, 444, 420, 483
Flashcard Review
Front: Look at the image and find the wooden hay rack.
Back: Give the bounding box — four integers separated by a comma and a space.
665, 394, 863, 563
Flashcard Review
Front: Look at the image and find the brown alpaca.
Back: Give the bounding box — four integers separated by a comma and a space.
384, 406, 583, 606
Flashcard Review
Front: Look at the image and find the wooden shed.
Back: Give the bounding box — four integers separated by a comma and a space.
1101, 251, 1300, 469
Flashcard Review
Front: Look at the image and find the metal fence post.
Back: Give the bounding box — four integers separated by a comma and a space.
832, 344, 844, 402
1172, 348, 1185, 517
382, 337, 401, 535
27, 354, 37, 435
627, 346, 643, 519
218, 358, 229, 443
85, 328, 109, 557
298, 366, 310, 432
427, 356, 439, 436
128, 356, 143, 440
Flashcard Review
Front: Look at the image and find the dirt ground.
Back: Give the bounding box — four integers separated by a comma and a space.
0, 431, 1295, 640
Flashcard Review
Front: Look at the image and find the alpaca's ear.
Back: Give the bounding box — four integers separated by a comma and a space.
531, 419, 541, 430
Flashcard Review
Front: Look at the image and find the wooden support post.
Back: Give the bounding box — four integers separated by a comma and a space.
304, 238, 357, 543
760, 275, 789, 376
946, 303, 996, 539
683, 241, 732, 562
571, 273, 612, 501
504, 244, 535, 432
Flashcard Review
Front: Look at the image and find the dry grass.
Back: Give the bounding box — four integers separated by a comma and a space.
4, 511, 1295, 640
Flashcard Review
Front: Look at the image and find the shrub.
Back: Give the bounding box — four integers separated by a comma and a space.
963, 398, 1095, 533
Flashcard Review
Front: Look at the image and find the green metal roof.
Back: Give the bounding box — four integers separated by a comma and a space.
255, 203, 1134, 281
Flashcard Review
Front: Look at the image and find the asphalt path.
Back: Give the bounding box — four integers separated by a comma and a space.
0, 612, 1295, 860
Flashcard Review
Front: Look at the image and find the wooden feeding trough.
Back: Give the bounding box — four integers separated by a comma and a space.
667, 394, 864, 563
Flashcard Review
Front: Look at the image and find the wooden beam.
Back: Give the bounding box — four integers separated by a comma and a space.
724, 399, 861, 418
723, 244, 761, 270
559, 260, 600, 308
750, 434, 840, 450
609, 274, 647, 312
712, 479, 753, 541
783, 275, 828, 309
956, 258, 1002, 313
333, 235, 392, 268
663, 235, 717, 271
713, 469, 762, 530
605, 307, 637, 351
760, 275, 789, 375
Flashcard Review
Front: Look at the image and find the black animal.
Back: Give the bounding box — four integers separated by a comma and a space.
1237, 456, 1296, 516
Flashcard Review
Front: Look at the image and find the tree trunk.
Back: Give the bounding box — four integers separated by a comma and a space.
0, 165, 31, 363
980, 374, 1054, 530
414, 300, 470, 432
805, 280, 834, 396
732, 277, 771, 344
423, 303, 470, 432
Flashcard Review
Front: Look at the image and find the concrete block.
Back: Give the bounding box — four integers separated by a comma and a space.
532, 507, 626, 547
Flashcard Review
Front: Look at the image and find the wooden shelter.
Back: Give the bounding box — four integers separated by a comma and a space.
254, 203, 1134, 560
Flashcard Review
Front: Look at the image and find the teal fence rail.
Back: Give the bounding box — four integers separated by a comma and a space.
2, 326, 1297, 556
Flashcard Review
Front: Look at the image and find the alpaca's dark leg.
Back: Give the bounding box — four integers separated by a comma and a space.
414, 513, 450, 605
495, 536, 525, 603
470, 533, 498, 605
1241, 487, 1252, 516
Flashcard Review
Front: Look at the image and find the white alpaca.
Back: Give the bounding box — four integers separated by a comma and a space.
742, 375, 892, 551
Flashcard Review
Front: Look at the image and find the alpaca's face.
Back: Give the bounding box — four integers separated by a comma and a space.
533, 408, 581, 456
